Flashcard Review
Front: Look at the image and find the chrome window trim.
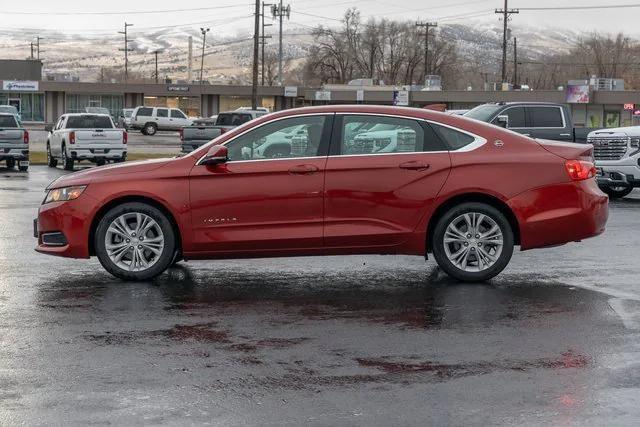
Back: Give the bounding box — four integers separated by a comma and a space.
195, 111, 487, 165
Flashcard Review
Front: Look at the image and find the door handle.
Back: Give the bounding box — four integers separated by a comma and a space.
399, 161, 430, 171
288, 164, 319, 175
560, 133, 572, 137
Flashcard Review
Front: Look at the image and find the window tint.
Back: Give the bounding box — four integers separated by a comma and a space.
0, 115, 18, 127
171, 109, 187, 119
156, 108, 168, 118
216, 113, 254, 127
340, 115, 424, 155
494, 107, 526, 128
430, 123, 476, 150
137, 107, 153, 117
225, 116, 327, 161
529, 107, 563, 128
66, 115, 114, 129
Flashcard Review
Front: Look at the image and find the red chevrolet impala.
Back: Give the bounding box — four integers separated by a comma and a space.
34, 105, 608, 282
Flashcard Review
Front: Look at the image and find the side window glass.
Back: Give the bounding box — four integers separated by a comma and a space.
156, 108, 168, 118
225, 116, 327, 161
340, 115, 424, 155
430, 123, 476, 150
494, 107, 526, 128
171, 109, 187, 119
529, 107, 563, 128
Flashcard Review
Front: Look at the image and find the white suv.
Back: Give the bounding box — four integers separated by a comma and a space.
130, 107, 192, 135
589, 126, 640, 199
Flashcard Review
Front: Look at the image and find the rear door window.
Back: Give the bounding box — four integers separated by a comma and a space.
0, 115, 18, 128
156, 108, 169, 118
66, 115, 114, 129
338, 115, 426, 155
529, 107, 564, 128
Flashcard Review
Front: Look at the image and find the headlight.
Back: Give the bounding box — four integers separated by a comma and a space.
631, 138, 640, 148
43, 186, 87, 204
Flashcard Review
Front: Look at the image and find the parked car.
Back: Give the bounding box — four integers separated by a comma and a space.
588, 126, 640, 199
0, 113, 29, 171
464, 102, 598, 143
34, 105, 608, 282
118, 108, 134, 129
179, 110, 268, 154
0, 105, 21, 123
130, 106, 192, 135
45, 113, 127, 171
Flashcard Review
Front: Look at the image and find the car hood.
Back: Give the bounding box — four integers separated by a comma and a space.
47, 158, 172, 190
589, 126, 636, 136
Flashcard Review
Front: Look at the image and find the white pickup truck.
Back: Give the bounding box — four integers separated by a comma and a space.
46, 113, 127, 171
0, 113, 29, 171
588, 126, 640, 199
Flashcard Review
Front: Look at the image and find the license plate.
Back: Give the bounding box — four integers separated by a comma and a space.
94, 149, 105, 154
19, 160, 29, 167
596, 167, 604, 177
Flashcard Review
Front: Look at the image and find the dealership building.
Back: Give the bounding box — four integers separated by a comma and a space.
2, 59, 640, 129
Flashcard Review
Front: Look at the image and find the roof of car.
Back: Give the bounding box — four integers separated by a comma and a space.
63, 113, 112, 117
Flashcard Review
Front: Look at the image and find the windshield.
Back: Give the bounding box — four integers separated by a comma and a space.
0, 115, 18, 127
66, 115, 114, 129
463, 105, 503, 122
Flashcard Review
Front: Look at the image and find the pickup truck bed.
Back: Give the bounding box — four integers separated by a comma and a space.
181, 126, 222, 154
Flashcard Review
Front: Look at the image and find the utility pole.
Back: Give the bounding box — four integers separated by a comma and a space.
416, 21, 438, 80
199, 27, 210, 84
35, 36, 43, 60
261, 2, 273, 86
252, 0, 260, 109
118, 23, 134, 82
29, 42, 34, 59
513, 37, 518, 88
153, 50, 160, 84
271, 1, 290, 86
495, 0, 518, 84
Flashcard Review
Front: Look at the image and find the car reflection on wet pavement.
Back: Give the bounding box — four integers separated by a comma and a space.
1, 166, 640, 425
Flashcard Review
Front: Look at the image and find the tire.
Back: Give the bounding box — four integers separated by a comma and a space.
144, 123, 157, 136
62, 145, 74, 171
431, 202, 514, 282
95, 158, 106, 167
600, 185, 633, 199
5, 158, 15, 169
47, 143, 58, 168
95, 202, 176, 281
18, 164, 28, 172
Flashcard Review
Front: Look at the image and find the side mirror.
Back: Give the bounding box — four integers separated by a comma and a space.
495, 115, 509, 129
199, 145, 228, 166
44, 123, 54, 132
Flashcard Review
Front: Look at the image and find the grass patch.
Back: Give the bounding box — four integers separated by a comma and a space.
29, 151, 171, 165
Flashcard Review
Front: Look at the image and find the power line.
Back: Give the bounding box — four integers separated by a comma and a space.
519, 3, 640, 11
0, 4, 252, 15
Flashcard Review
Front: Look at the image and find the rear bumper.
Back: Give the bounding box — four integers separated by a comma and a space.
70, 147, 126, 161
507, 179, 609, 250
0, 147, 29, 160
34, 196, 96, 259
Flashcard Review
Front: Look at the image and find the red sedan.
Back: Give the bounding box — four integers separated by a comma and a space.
34, 105, 608, 282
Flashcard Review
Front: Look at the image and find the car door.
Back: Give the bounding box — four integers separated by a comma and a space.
155, 108, 170, 130
323, 114, 452, 249
170, 109, 190, 129
526, 106, 572, 141
188, 114, 333, 254
51, 116, 66, 156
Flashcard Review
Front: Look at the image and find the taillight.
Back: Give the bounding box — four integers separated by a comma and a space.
123, 131, 128, 144
565, 160, 596, 181
24, 130, 29, 144
179, 129, 184, 142
69, 131, 76, 145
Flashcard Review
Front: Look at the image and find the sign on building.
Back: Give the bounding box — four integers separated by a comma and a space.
2, 80, 39, 91
284, 86, 298, 97
356, 90, 364, 102
167, 85, 189, 92
624, 103, 635, 111
315, 90, 331, 101
565, 85, 590, 104
393, 90, 409, 106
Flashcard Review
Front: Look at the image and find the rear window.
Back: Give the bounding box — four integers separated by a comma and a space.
216, 113, 253, 126
430, 123, 476, 150
529, 107, 564, 128
66, 115, 114, 129
0, 115, 18, 128
136, 107, 153, 117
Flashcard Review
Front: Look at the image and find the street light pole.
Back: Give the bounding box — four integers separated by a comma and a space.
199, 27, 210, 84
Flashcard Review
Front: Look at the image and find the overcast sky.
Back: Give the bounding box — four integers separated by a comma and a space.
2, 0, 637, 36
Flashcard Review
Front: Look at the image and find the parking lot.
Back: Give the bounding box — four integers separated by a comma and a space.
2, 166, 640, 424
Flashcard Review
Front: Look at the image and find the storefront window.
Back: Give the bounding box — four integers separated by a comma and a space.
604, 111, 620, 128
219, 96, 275, 112
66, 94, 124, 119
0, 93, 44, 122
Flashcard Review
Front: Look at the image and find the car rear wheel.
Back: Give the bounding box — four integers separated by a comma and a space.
432, 202, 514, 282
5, 158, 15, 169
62, 146, 74, 171
95, 202, 176, 281
600, 185, 633, 199
47, 144, 58, 167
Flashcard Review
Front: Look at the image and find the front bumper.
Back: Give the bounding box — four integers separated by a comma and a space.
596, 165, 640, 188
507, 179, 609, 251
34, 195, 97, 259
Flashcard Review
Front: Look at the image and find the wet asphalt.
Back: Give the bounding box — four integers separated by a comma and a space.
2, 166, 640, 425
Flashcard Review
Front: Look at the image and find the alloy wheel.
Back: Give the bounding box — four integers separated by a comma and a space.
443, 212, 504, 272
104, 212, 165, 272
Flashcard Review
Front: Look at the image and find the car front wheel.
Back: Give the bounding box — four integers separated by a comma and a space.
95, 202, 176, 281
432, 202, 514, 282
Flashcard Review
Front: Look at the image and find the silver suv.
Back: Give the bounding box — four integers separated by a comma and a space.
130, 106, 192, 135
588, 126, 640, 198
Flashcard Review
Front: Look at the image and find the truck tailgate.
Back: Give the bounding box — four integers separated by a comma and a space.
75, 129, 124, 145
0, 129, 24, 145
